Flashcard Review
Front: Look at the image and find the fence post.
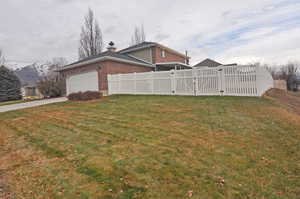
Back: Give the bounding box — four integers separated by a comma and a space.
255, 66, 261, 96
151, 71, 154, 94
118, 74, 121, 94
134, 72, 137, 95
218, 67, 224, 96
171, 69, 176, 95
193, 68, 198, 96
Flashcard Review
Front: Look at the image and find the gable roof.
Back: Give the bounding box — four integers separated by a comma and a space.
119, 41, 189, 58
59, 51, 154, 71
194, 58, 223, 68
118, 42, 156, 53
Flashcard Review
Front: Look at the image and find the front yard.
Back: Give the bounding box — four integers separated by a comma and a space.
0, 95, 299, 198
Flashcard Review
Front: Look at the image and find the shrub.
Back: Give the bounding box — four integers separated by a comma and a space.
37, 77, 66, 98
68, 91, 102, 101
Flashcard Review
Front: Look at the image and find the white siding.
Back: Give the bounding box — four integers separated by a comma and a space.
66, 71, 99, 95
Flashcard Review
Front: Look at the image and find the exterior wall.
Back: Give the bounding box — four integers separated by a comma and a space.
128, 48, 153, 63
152, 46, 187, 64
61, 61, 152, 95
99, 60, 153, 93
22, 87, 44, 98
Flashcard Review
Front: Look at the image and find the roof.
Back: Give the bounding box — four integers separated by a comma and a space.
156, 62, 192, 68
194, 58, 222, 68
118, 42, 156, 53
59, 51, 154, 71
119, 41, 189, 58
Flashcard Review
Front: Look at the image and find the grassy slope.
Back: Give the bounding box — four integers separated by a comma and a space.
0, 95, 299, 199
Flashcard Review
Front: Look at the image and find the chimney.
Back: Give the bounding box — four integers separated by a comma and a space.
107, 41, 116, 52
185, 50, 190, 65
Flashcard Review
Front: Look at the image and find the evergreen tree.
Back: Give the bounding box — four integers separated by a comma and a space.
0, 65, 22, 102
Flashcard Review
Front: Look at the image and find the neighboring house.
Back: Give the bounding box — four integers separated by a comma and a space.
59, 41, 191, 95
194, 58, 237, 68
15, 65, 43, 98
21, 83, 43, 98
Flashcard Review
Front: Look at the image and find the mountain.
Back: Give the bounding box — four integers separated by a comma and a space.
5, 61, 34, 70
14, 64, 42, 87
6, 58, 68, 88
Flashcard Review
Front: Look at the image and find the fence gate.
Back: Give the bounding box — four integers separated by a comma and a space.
108, 65, 273, 97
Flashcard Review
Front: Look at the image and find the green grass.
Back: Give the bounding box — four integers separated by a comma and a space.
0, 95, 299, 199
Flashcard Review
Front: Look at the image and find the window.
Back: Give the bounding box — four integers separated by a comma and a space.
161, 50, 166, 58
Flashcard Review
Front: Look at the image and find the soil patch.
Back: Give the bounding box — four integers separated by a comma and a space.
0, 173, 13, 199
264, 88, 300, 115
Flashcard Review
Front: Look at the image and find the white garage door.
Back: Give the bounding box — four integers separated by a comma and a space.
67, 71, 99, 95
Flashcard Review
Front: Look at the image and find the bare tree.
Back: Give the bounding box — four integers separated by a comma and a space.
37, 57, 68, 97
0, 49, 5, 66
131, 24, 146, 45
266, 65, 279, 80
252, 62, 284, 80
78, 8, 103, 60
47, 57, 68, 78
277, 62, 299, 91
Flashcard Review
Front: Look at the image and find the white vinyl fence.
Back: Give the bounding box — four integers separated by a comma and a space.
108, 65, 274, 97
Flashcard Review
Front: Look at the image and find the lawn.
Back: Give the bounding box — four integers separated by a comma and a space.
0, 95, 299, 199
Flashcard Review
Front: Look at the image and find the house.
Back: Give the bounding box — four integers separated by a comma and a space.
15, 65, 43, 98
194, 58, 237, 68
59, 41, 191, 95
20, 84, 43, 98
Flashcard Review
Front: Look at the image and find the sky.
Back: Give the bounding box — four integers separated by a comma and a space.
0, 0, 300, 68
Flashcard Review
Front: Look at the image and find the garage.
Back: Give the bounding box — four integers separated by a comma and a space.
66, 71, 99, 95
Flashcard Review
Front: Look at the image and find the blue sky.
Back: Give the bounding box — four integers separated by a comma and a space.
0, 0, 300, 68
197, 0, 300, 62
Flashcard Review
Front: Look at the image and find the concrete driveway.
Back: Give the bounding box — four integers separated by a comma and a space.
0, 97, 68, 113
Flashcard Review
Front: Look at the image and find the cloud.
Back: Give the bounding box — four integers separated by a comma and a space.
154, 34, 170, 42
0, 0, 300, 67
218, 27, 300, 65
237, 27, 276, 41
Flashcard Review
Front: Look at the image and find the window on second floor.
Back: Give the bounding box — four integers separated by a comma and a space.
161, 49, 166, 58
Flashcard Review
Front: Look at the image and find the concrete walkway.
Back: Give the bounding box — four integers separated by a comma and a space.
0, 97, 68, 113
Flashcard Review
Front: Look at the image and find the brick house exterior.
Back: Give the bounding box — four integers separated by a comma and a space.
59, 41, 191, 95
151, 45, 187, 64
99, 61, 152, 92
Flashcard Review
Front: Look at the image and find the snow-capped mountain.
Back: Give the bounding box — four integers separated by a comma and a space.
5, 61, 35, 70
5, 61, 53, 87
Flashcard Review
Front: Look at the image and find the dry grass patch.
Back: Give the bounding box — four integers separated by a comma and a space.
0, 95, 299, 198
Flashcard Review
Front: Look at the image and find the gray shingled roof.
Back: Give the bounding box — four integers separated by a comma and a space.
194, 58, 223, 68
118, 42, 156, 53
60, 51, 153, 71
